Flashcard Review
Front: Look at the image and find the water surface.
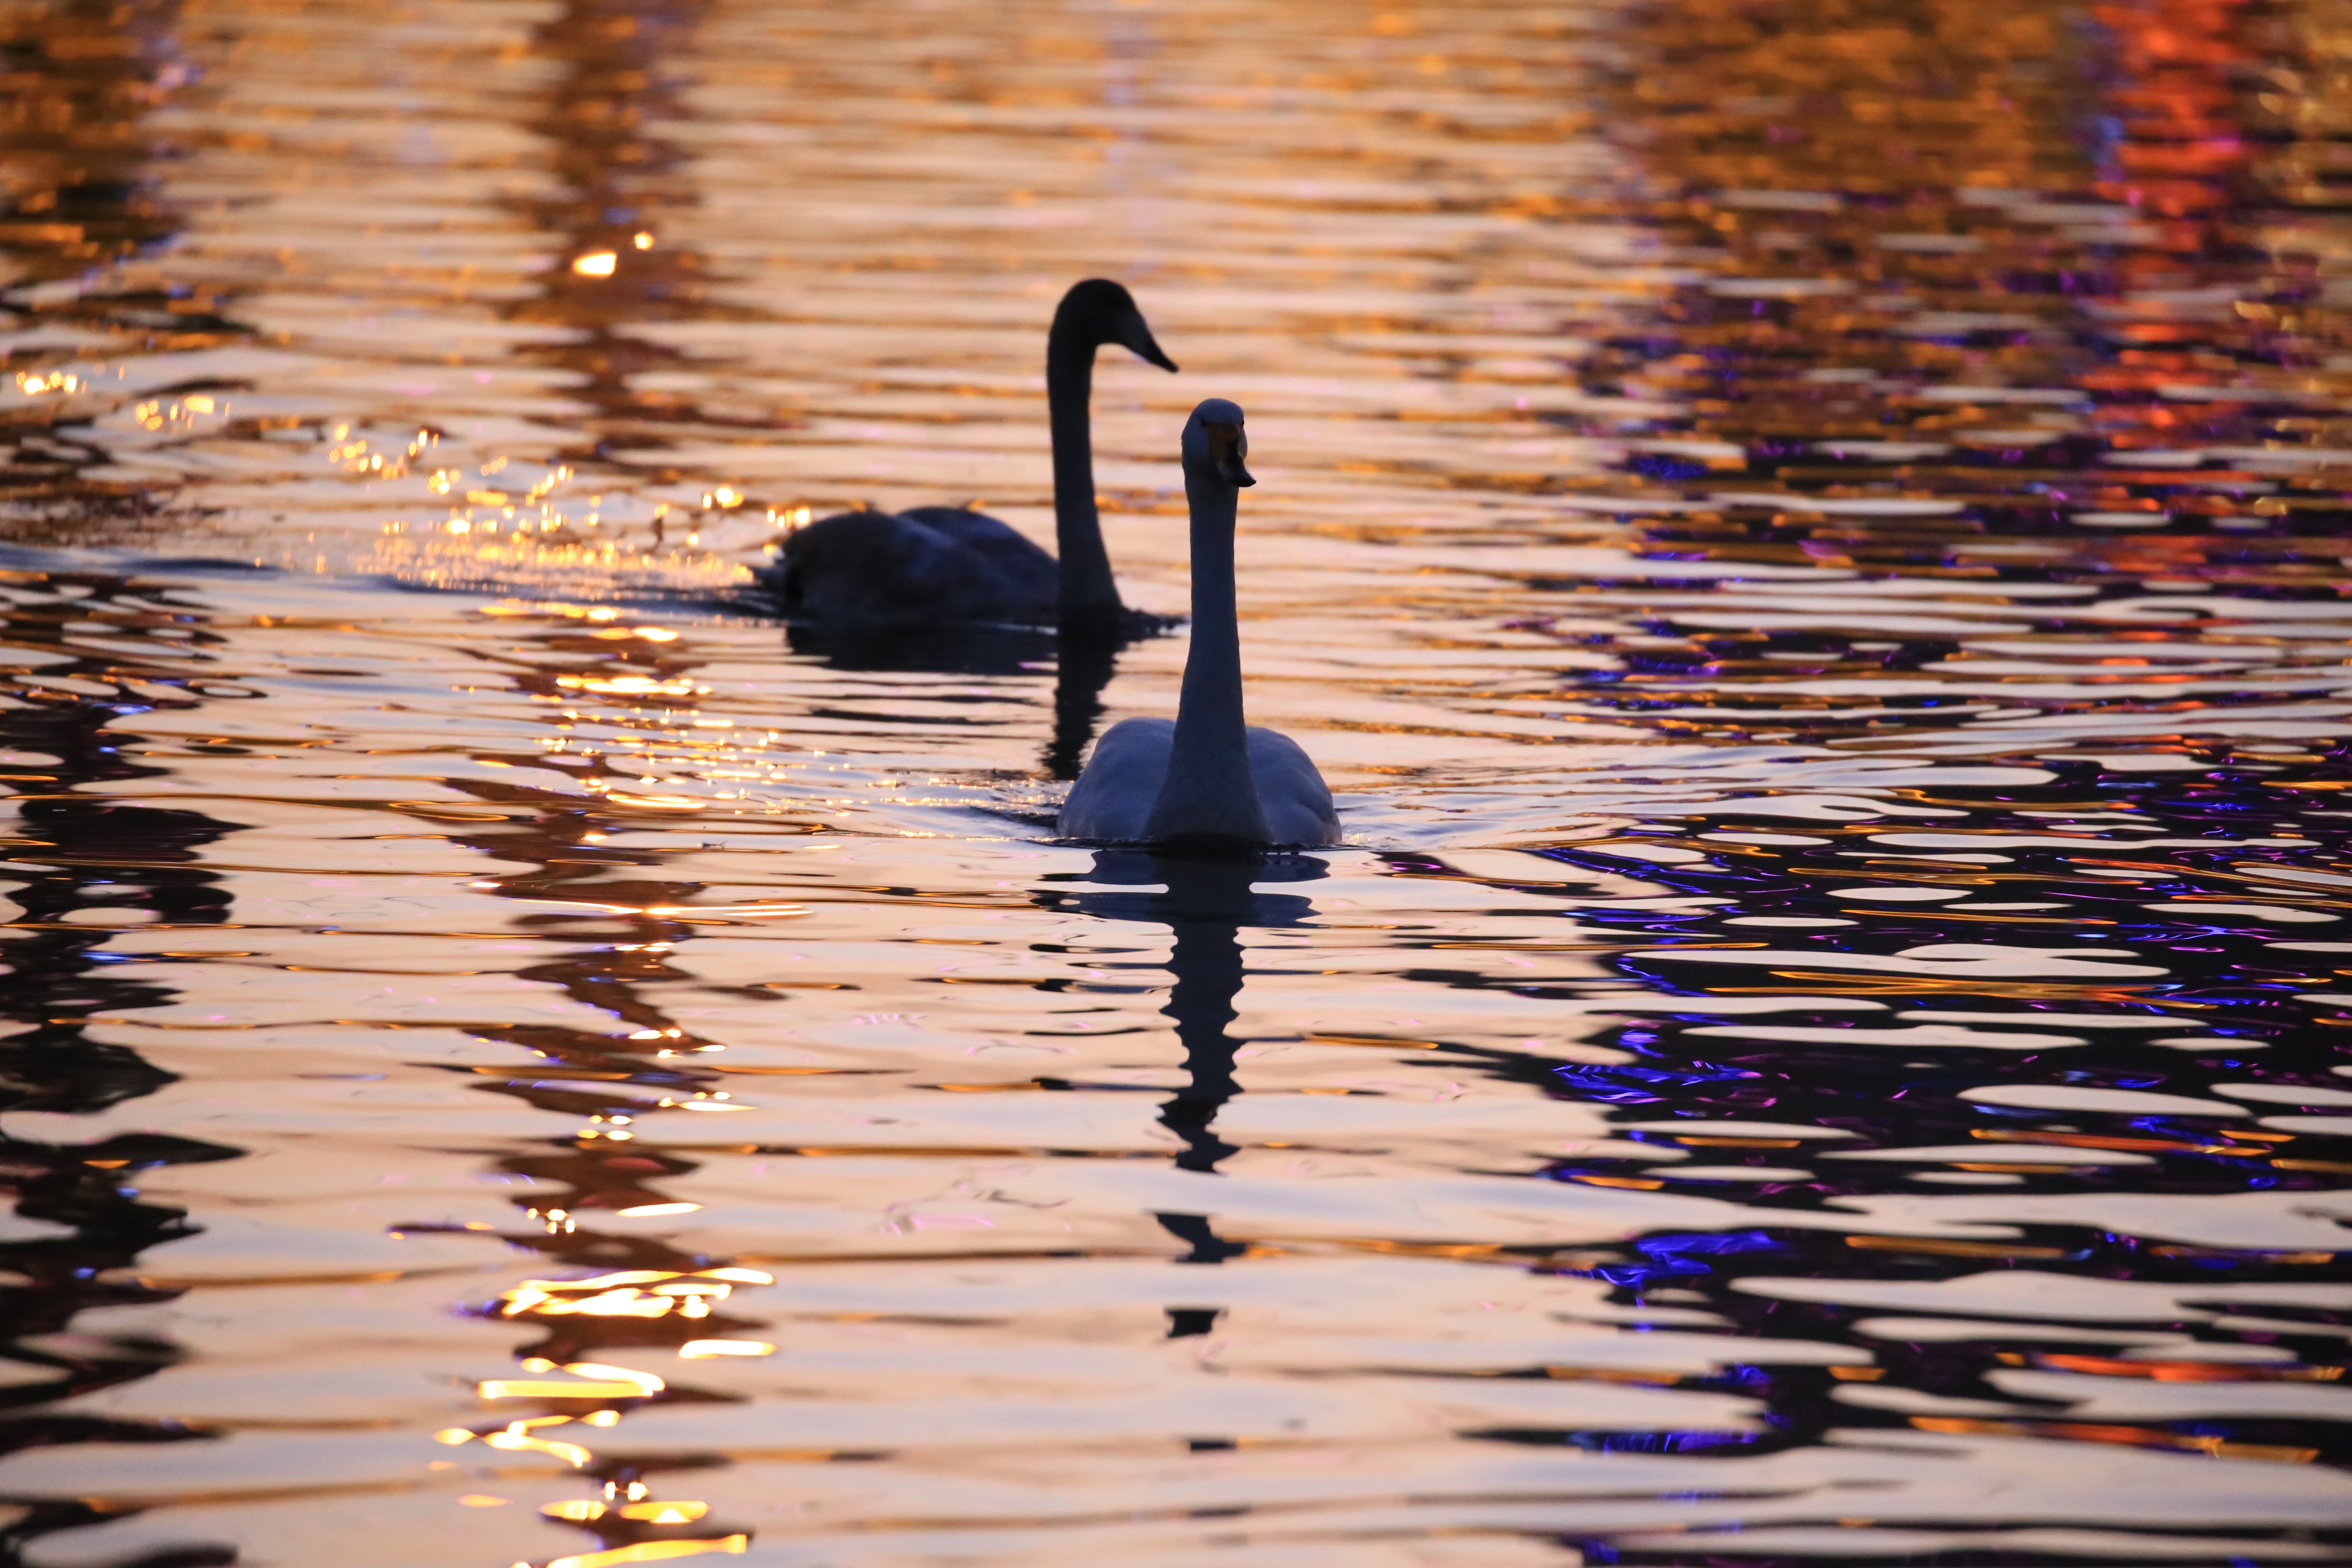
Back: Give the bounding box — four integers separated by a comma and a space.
5, 0, 2352, 1564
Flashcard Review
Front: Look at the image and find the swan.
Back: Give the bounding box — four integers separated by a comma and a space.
1059, 399, 1341, 853
756, 279, 1176, 631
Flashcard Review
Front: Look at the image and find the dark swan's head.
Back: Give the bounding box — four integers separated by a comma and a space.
1055, 278, 1179, 372
1182, 398, 1255, 489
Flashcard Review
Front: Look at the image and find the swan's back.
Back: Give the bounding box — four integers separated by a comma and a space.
1057, 716, 1172, 841
1058, 717, 1340, 847
898, 508, 1059, 604
1245, 726, 1341, 846
763, 508, 1057, 624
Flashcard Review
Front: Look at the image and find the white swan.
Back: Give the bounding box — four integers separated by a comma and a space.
1059, 399, 1340, 852
755, 279, 1176, 633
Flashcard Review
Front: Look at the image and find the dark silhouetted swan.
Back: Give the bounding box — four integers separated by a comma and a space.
1059, 399, 1340, 853
756, 279, 1176, 633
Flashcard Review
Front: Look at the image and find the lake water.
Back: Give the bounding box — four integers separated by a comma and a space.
4, 0, 2352, 1563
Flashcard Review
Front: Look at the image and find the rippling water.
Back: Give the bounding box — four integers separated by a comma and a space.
5, 0, 2352, 1563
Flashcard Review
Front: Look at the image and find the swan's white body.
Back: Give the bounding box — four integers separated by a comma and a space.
1058, 400, 1340, 852
1059, 718, 1337, 846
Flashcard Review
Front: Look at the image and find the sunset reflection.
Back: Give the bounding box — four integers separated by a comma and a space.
1, 0, 2350, 1565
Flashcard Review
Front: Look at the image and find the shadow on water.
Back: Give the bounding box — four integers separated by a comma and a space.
1045, 852, 1325, 1280
784, 618, 1153, 781
0, 570, 244, 1562
782, 617, 1060, 679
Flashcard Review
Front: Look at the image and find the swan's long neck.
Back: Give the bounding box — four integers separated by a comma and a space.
1145, 470, 1268, 849
1047, 327, 1121, 628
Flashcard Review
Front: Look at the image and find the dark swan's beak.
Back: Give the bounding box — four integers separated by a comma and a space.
1205, 421, 1255, 488
1115, 311, 1179, 373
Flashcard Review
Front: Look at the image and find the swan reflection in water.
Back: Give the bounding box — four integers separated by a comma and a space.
1040, 851, 1326, 1303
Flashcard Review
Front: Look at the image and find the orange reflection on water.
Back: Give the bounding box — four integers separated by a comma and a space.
500, 1267, 764, 1318
3, 1, 2351, 1566
539, 1538, 749, 1568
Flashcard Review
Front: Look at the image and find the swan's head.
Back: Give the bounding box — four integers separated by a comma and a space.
1057, 279, 1179, 373
1182, 398, 1255, 489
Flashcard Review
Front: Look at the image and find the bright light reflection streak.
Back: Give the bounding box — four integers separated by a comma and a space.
540, 1538, 748, 1568
501, 1283, 733, 1319
543, 1501, 710, 1523
562, 1362, 665, 1393
479, 1379, 649, 1400
482, 1428, 591, 1466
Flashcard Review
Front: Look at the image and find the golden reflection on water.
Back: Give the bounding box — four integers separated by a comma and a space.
0, 0, 2351, 1566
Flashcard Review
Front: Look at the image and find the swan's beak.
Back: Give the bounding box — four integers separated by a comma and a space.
1205, 421, 1255, 487
1116, 312, 1179, 373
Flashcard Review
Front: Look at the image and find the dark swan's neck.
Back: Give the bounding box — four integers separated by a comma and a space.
1144, 471, 1268, 850
1046, 325, 1121, 629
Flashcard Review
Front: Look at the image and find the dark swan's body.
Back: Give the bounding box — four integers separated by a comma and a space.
755, 280, 1176, 632
1059, 400, 1341, 854
766, 506, 1060, 624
